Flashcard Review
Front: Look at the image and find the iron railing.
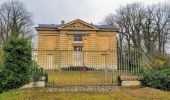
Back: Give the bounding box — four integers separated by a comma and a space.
32, 49, 150, 86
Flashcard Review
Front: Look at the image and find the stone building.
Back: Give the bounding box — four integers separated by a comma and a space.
35, 19, 119, 70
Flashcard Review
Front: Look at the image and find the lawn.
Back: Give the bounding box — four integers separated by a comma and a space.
46, 70, 125, 86
0, 87, 170, 100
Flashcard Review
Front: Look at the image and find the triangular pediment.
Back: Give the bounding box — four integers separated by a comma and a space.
58, 19, 98, 30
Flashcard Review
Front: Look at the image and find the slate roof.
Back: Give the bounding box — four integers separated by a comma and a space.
38, 24, 60, 28
94, 25, 118, 29
37, 24, 118, 29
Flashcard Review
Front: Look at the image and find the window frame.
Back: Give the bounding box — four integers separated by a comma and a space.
73, 46, 83, 51
74, 35, 82, 41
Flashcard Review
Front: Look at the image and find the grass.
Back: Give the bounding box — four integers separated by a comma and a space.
47, 70, 124, 86
0, 87, 170, 100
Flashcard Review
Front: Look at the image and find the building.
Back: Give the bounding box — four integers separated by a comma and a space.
35, 19, 119, 70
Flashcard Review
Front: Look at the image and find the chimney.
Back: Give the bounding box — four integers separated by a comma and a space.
61, 20, 65, 25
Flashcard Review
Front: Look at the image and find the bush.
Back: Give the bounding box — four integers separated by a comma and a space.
152, 55, 170, 69
0, 69, 5, 93
2, 36, 32, 90
142, 66, 170, 91
0, 50, 4, 67
29, 61, 47, 82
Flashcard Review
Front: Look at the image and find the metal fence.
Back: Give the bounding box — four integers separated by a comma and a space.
32, 49, 148, 86
118, 48, 152, 75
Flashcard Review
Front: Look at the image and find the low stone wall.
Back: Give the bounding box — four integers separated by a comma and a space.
20, 76, 46, 89
21, 75, 142, 89
120, 75, 142, 87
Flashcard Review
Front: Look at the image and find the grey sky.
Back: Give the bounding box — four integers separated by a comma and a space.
0, 0, 168, 26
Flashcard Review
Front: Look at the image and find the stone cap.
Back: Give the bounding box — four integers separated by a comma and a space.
120, 75, 143, 81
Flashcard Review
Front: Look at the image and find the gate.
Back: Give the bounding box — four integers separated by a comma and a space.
33, 50, 119, 86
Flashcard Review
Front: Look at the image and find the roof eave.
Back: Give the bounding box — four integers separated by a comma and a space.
59, 28, 98, 31
35, 27, 120, 32
98, 28, 120, 32
35, 27, 58, 31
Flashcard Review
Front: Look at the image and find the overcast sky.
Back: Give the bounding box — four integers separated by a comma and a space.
0, 0, 168, 26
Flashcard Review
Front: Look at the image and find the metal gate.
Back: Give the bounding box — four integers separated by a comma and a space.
33, 50, 119, 86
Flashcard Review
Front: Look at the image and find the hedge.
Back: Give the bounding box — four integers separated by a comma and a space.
1, 36, 32, 91
142, 66, 170, 91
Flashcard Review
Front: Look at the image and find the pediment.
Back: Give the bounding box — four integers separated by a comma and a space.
58, 19, 98, 30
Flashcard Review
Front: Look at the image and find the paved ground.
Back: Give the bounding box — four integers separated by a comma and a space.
1, 87, 170, 100
47, 86, 120, 92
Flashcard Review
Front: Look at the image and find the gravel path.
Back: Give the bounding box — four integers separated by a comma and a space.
47, 86, 120, 92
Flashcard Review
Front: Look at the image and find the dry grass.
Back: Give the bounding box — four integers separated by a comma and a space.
47, 71, 123, 86
0, 87, 170, 100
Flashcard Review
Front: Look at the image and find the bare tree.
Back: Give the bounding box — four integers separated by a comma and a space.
0, 1, 33, 44
106, 3, 145, 50
153, 3, 170, 54
142, 3, 170, 55
142, 5, 157, 55
105, 2, 170, 55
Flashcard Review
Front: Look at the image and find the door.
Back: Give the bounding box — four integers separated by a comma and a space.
73, 46, 83, 66
47, 54, 53, 69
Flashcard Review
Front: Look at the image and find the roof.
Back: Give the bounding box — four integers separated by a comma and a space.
38, 24, 59, 28
36, 19, 119, 32
37, 24, 118, 29
94, 25, 117, 29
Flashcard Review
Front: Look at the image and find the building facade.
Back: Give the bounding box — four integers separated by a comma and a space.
35, 19, 119, 70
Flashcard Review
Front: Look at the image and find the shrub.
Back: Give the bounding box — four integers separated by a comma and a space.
2, 36, 32, 90
30, 62, 48, 82
0, 50, 4, 67
152, 55, 170, 69
142, 66, 170, 91
0, 69, 5, 93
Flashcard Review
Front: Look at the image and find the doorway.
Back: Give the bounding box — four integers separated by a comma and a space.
73, 46, 83, 66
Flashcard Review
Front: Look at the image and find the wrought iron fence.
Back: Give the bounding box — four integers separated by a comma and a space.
32, 49, 149, 86
118, 49, 143, 75
118, 48, 152, 75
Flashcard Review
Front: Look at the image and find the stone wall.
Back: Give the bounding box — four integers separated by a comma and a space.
120, 75, 142, 87
20, 76, 46, 89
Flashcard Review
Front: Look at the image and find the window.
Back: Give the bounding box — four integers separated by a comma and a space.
45, 36, 56, 50
74, 46, 83, 51
74, 35, 82, 41
99, 37, 109, 50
